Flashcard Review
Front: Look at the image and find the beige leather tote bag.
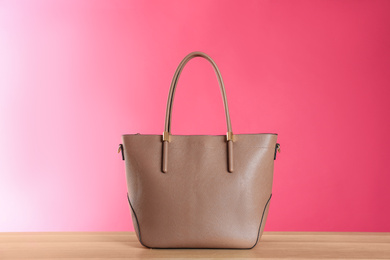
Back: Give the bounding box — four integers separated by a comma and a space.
119, 51, 280, 249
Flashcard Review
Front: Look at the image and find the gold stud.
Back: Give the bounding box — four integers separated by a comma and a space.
162, 131, 171, 142
226, 132, 234, 141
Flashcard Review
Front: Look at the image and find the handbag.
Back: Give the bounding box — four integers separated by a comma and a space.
119, 51, 280, 249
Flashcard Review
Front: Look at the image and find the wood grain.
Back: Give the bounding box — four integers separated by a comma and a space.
0, 232, 389, 259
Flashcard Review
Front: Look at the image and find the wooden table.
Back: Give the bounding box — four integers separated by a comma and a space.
0, 232, 389, 259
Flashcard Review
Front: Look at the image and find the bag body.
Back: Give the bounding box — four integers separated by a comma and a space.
120, 52, 279, 249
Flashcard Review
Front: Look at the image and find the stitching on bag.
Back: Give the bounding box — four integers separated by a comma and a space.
249, 193, 273, 249
127, 193, 150, 248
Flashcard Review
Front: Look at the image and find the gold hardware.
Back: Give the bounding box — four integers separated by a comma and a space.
226, 132, 234, 142
277, 143, 281, 153
162, 131, 171, 142
117, 145, 122, 153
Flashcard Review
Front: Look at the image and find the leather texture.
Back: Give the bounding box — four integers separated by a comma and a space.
121, 51, 278, 249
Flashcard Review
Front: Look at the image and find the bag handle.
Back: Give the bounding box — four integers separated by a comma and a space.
162, 51, 234, 173
164, 51, 232, 134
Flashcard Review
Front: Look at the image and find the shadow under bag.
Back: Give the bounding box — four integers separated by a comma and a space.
119, 51, 280, 249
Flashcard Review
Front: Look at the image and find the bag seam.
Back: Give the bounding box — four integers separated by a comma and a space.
249, 193, 273, 249
127, 193, 149, 248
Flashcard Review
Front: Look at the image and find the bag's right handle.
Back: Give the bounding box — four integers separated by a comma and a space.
162, 51, 234, 173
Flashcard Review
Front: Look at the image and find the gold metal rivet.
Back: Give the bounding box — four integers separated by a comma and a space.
226, 132, 234, 142
162, 131, 171, 142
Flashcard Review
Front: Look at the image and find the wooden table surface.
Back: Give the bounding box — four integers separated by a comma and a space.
0, 232, 389, 259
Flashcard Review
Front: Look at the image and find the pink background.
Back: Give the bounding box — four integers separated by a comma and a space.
1, 0, 389, 232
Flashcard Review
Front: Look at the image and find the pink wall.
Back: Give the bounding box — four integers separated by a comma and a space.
1, 0, 389, 232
